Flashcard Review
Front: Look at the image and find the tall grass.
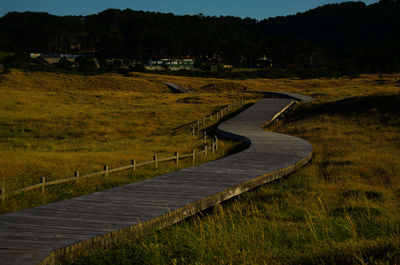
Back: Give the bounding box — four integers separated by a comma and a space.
66, 92, 400, 264
0, 69, 250, 213
2, 69, 400, 264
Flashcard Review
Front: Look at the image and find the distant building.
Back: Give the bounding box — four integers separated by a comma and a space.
256, 55, 273, 68
31, 53, 79, 64
146, 57, 195, 70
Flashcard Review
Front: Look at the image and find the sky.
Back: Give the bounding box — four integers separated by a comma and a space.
0, 0, 379, 20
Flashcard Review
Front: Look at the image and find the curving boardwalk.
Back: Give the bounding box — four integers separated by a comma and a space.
0, 94, 313, 265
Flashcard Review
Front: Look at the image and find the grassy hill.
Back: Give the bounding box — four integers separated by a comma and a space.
1, 69, 399, 263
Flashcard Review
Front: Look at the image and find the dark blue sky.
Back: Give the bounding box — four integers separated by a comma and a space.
0, 0, 379, 20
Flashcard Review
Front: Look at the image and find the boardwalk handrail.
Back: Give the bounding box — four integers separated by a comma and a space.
176, 97, 246, 135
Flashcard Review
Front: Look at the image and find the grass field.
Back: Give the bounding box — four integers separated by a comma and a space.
59, 73, 400, 265
1, 69, 400, 264
0, 69, 254, 213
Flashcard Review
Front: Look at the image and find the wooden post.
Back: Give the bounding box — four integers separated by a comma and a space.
131, 159, 136, 172
204, 131, 207, 142
209, 114, 212, 122
227, 105, 230, 112
175, 152, 179, 166
154, 155, 158, 168
204, 146, 207, 157
0, 187, 5, 203
215, 135, 219, 150
202, 116, 206, 125
104, 165, 109, 176
191, 125, 195, 136
220, 109, 223, 117
40, 177, 46, 194
75, 171, 80, 184
192, 149, 196, 165
197, 119, 200, 127
211, 142, 215, 154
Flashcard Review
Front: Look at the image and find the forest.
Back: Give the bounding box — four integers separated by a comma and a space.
0, 0, 400, 77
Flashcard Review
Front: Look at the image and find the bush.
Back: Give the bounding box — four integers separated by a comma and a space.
76, 56, 98, 74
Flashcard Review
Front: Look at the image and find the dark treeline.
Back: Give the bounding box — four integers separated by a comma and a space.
1, 0, 400, 77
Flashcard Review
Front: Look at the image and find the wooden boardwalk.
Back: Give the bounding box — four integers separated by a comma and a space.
0, 94, 313, 265
163, 82, 191, 93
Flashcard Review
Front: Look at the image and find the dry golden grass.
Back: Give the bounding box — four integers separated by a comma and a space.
0, 69, 250, 213
132, 71, 400, 100
2, 69, 400, 264
60, 72, 400, 265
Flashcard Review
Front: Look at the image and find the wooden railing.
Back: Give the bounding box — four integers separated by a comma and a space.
180, 97, 246, 135
0, 136, 220, 202
0, 98, 247, 203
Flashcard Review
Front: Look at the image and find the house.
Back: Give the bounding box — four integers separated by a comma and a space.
146, 57, 195, 70
256, 55, 273, 68
31, 53, 79, 64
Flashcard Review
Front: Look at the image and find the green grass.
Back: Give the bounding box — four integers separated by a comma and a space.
65, 93, 400, 265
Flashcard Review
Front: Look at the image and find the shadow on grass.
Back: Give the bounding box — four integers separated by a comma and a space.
285, 93, 400, 126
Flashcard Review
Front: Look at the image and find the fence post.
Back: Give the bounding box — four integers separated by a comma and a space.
192, 149, 196, 165
154, 155, 158, 168
211, 142, 215, 154
0, 187, 5, 203
204, 146, 207, 157
202, 116, 206, 125
215, 135, 219, 150
209, 114, 212, 122
204, 131, 207, 142
104, 165, 109, 176
75, 171, 80, 184
197, 119, 200, 127
175, 152, 179, 166
227, 105, 230, 112
40, 177, 46, 194
131, 159, 136, 172
220, 109, 223, 117
191, 125, 195, 136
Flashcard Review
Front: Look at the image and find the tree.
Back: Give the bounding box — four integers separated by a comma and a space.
76, 56, 97, 73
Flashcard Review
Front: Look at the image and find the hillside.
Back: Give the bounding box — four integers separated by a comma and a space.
1, 0, 400, 74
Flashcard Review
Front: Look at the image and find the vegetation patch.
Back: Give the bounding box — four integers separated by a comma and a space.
201, 82, 247, 92
175, 96, 203, 104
